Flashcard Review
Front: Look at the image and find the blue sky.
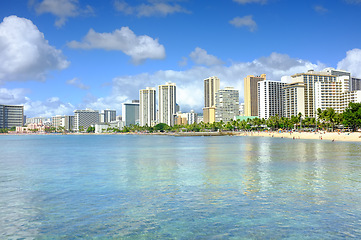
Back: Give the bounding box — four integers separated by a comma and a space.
1, 0, 361, 117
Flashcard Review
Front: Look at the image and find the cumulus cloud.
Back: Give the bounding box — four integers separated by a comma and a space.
337, 48, 361, 78
344, 0, 361, 4
66, 77, 90, 90
114, 0, 189, 17
68, 27, 166, 64
0, 88, 75, 117
31, 0, 94, 27
229, 16, 257, 32
189, 47, 224, 66
0, 16, 69, 83
233, 0, 267, 4
314, 5, 328, 13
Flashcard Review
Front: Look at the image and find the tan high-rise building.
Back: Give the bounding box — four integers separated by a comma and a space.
244, 74, 266, 116
203, 76, 220, 123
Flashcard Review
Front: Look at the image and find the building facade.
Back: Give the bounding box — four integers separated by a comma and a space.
215, 87, 239, 123
291, 70, 337, 118
158, 82, 176, 126
122, 101, 140, 126
0, 104, 24, 129
283, 82, 305, 118
74, 109, 99, 132
244, 74, 266, 116
139, 87, 156, 127
203, 76, 220, 123
258, 80, 285, 119
100, 110, 116, 123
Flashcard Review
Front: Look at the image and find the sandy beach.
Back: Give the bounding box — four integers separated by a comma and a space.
239, 131, 361, 142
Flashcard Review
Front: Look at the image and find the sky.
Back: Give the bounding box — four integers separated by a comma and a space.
1, 0, 361, 117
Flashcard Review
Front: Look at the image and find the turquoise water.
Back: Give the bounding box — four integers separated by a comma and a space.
1, 135, 361, 239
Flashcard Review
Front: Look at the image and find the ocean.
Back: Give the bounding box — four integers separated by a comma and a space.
1, 134, 361, 239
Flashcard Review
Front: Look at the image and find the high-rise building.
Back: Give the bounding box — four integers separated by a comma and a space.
351, 77, 361, 91
0, 104, 24, 129
258, 80, 285, 119
244, 74, 266, 116
215, 87, 239, 123
100, 109, 116, 123
52, 115, 74, 131
139, 87, 156, 127
291, 70, 337, 118
158, 82, 176, 126
186, 110, 198, 124
122, 101, 140, 126
74, 109, 99, 131
283, 82, 305, 118
203, 76, 220, 123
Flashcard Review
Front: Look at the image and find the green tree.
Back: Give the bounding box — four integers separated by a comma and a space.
87, 126, 95, 133
342, 102, 361, 131
154, 123, 170, 132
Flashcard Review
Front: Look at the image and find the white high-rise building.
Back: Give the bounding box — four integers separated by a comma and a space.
291, 70, 337, 118
283, 82, 306, 118
122, 101, 140, 126
100, 109, 116, 123
139, 87, 156, 127
0, 105, 24, 129
186, 110, 198, 124
158, 82, 176, 126
74, 109, 99, 132
215, 87, 239, 123
258, 80, 285, 119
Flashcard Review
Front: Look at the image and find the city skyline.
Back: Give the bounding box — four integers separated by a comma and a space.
1, 0, 361, 118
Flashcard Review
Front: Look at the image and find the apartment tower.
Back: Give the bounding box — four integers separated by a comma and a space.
258, 80, 285, 119
215, 87, 239, 123
139, 87, 156, 127
203, 76, 220, 123
158, 82, 176, 126
244, 74, 266, 116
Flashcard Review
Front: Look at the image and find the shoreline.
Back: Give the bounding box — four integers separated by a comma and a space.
2, 131, 361, 142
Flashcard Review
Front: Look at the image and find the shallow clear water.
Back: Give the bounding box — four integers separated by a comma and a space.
1, 135, 361, 239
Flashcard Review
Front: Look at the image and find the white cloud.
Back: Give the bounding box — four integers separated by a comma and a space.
178, 57, 188, 67
314, 5, 328, 13
189, 47, 224, 66
233, 0, 267, 4
0, 16, 69, 83
114, 0, 190, 17
344, 0, 361, 4
0, 88, 75, 117
32, 0, 94, 27
337, 48, 361, 78
66, 77, 90, 90
68, 27, 166, 64
229, 16, 257, 32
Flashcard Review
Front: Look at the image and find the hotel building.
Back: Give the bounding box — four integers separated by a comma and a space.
203, 76, 220, 123
283, 82, 306, 118
0, 104, 24, 129
215, 87, 239, 123
158, 82, 176, 126
258, 80, 285, 119
100, 110, 116, 123
52, 115, 74, 131
139, 87, 156, 127
74, 109, 99, 132
122, 101, 140, 126
244, 74, 266, 116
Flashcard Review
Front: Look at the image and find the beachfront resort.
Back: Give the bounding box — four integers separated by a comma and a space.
1, 68, 361, 136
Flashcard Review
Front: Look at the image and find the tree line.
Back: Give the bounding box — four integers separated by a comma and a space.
2, 103, 360, 133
